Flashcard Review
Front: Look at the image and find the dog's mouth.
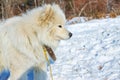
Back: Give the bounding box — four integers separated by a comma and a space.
44, 45, 56, 61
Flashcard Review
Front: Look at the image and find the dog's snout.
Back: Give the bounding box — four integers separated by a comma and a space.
69, 32, 72, 38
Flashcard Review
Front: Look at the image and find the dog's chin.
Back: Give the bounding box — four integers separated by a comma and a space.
55, 36, 70, 41
44, 36, 70, 50
44, 40, 60, 50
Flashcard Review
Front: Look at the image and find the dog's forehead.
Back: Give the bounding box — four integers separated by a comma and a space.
54, 19, 66, 26
55, 15, 66, 25
60, 13, 66, 24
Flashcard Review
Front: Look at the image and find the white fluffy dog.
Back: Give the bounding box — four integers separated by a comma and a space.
0, 4, 72, 80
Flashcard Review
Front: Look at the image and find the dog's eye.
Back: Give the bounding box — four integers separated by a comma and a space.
58, 25, 62, 28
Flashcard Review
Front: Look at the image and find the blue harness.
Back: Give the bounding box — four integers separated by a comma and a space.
0, 59, 54, 80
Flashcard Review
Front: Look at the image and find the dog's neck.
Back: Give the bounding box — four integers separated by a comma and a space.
43, 45, 56, 61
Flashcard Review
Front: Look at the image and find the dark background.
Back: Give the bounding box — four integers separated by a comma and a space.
0, 0, 120, 19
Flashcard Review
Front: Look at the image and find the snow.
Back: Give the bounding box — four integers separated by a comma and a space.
48, 17, 120, 80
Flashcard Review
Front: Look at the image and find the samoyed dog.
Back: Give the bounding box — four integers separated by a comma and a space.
0, 4, 72, 80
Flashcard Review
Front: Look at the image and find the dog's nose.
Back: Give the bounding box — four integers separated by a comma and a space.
69, 32, 72, 37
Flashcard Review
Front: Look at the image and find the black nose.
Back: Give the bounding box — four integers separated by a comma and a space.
69, 32, 72, 37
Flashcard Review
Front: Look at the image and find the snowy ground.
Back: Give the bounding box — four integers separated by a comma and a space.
49, 17, 120, 80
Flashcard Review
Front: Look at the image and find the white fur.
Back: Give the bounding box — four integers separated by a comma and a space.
0, 4, 71, 80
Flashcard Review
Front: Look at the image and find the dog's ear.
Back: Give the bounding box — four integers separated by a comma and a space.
38, 4, 54, 25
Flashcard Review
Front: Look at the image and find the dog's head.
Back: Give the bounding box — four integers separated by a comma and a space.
37, 4, 72, 49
